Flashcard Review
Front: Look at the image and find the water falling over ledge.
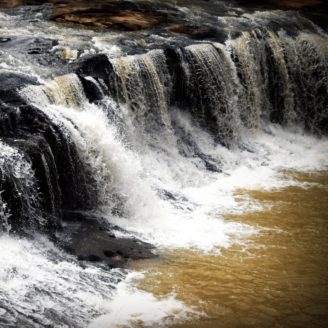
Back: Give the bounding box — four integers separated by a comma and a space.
0, 1, 328, 327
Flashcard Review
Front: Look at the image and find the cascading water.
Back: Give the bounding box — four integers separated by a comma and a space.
0, 141, 42, 232
0, 1, 328, 327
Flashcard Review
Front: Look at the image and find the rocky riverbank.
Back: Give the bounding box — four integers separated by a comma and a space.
1, 0, 327, 32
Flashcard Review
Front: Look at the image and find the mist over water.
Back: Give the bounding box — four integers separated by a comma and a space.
0, 1, 328, 327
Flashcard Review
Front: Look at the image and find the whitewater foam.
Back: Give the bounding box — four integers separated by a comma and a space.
0, 234, 124, 327
20, 78, 328, 252
88, 272, 194, 328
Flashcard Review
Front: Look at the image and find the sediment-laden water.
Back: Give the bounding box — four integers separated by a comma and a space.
0, 1, 327, 327
131, 171, 328, 328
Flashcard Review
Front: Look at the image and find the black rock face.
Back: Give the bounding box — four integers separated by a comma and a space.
0, 72, 39, 106
0, 74, 97, 235
76, 54, 113, 81
75, 54, 117, 101
58, 211, 157, 268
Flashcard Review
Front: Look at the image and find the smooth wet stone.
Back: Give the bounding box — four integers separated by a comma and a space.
168, 25, 226, 42
0, 72, 38, 91
57, 211, 157, 268
75, 54, 113, 80
0, 72, 39, 106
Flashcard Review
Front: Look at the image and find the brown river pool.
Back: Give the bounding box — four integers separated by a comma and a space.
130, 171, 328, 328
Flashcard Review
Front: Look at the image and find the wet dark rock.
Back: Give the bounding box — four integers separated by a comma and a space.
58, 211, 157, 268
79, 76, 104, 103
0, 72, 38, 90
169, 25, 226, 42
75, 54, 118, 99
75, 54, 121, 99
0, 36, 65, 73
0, 36, 57, 52
164, 47, 188, 108
7, 136, 62, 230
0, 72, 39, 107
265, 41, 286, 125
299, 3, 328, 30
75, 54, 113, 81
0, 98, 97, 234
0, 163, 40, 233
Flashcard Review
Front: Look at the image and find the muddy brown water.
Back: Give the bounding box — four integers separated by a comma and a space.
131, 171, 328, 328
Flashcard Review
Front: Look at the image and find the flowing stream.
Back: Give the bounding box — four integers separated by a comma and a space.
0, 1, 327, 327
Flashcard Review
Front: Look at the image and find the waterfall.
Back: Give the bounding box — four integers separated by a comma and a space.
7, 25, 328, 237
0, 141, 42, 232
228, 30, 328, 133
15, 22, 328, 242
22, 74, 87, 109
0, 3, 328, 326
110, 50, 172, 130
180, 43, 242, 145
